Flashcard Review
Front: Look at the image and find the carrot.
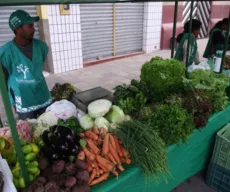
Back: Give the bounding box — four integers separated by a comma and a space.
114, 137, 123, 157
109, 143, 121, 165
98, 163, 108, 172
96, 155, 114, 172
109, 134, 117, 150
83, 147, 95, 161
92, 125, 99, 135
108, 153, 117, 165
117, 164, 125, 172
85, 131, 98, 141
87, 139, 100, 154
90, 173, 109, 186
102, 133, 110, 156
126, 159, 131, 164
96, 138, 103, 146
88, 169, 97, 184
77, 150, 85, 160
80, 133, 85, 138
121, 157, 126, 164
80, 139, 96, 161
94, 162, 100, 176
99, 128, 106, 139
120, 146, 129, 158
87, 164, 93, 172
99, 169, 104, 175
112, 169, 119, 178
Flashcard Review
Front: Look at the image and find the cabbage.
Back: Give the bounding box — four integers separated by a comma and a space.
33, 123, 50, 141
88, 99, 112, 118
105, 105, 125, 123
94, 117, 110, 132
37, 111, 58, 126
79, 114, 94, 130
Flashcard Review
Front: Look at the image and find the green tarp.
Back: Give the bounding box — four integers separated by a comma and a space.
92, 106, 230, 192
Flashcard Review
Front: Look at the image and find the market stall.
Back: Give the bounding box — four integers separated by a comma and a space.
0, 0, 230, 192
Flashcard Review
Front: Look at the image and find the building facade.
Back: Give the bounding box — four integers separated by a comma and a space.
0, 1, 229, 74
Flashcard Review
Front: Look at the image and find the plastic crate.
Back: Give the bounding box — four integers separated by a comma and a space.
206, 123, 230, 192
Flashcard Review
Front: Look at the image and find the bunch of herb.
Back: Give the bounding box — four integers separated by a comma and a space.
114, 120, 169, 181
185, 70, 229, 112
140, 57, 186, 100
58, 116, 84, 134
150, 104, 194, 146
51, 83, 76, 101
117, 92, 147, 116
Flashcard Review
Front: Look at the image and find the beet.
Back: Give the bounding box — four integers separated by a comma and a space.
44, 182, 60, 192
48, 174, 59, 183
26, 182, 44, 192
38, 157, 49, 170
52, 160, 65, 174
34, 186, 45, 192
75, 160, 87, 170
58, 174, 68, 187
35, 177, 47, 185
60, 188, 71, 192
76, 170, 89, 182
72, 184, 90, 192
41, 168, 53, 180
64, 176, 77, 188
65, 163, 77, 175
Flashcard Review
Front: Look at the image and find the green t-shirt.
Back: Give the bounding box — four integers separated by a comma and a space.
0, 39, 52, 113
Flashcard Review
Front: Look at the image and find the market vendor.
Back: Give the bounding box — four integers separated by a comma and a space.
174, 19, 202, 66
203, 18, 230, 59
0, 10, 52, 120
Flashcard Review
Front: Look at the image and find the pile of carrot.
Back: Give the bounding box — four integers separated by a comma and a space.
78, 126, 131, 186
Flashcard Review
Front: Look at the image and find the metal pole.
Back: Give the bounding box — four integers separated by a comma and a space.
186, 0, 194, 68
171, 0, 179, 58
220, 11, 230, 73
0, 64, 29, 185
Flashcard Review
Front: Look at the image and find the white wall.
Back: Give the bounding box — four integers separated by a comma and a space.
48, 5, 83, 73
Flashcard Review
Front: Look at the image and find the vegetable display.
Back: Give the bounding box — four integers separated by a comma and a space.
79, 126, 131, 186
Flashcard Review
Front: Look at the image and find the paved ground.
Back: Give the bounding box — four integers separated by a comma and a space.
0, 38, 217, 191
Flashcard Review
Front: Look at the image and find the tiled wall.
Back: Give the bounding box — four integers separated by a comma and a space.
143, 2, 163, 53
48, 5, 83, 73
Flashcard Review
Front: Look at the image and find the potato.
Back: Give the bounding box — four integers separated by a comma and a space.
76, 170, 89, 182
72, 184, 90, 192
64, 163, 77, 176
64, 176, 77, 188
52, 160, 65, 174
75, 160, 87, 170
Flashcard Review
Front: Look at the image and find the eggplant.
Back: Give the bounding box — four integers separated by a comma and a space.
42, 130, 51, 146
50, 125, 58, 133
66, 141, 79, 155
42, 146, 59, 162
56, 126, 75, 141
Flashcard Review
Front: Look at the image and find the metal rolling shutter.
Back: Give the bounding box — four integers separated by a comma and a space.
115, 3, 144, 56
0, 6, 39, 47
80, 4, 113, 62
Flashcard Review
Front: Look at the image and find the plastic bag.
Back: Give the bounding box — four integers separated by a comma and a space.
187, 61, 210, 73
46, 100, 77, 120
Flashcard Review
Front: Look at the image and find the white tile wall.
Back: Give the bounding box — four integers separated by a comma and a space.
143, 2, 163, 53
48, 4, 83, 74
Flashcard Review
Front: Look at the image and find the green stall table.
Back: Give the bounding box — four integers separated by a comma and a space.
92, 106, 230, 192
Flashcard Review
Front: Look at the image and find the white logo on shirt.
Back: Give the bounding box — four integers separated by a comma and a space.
17, 64, 29, 80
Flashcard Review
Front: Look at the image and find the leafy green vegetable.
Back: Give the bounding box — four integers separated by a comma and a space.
115, 120, 169, 180
58, 116, 84, 134
51, 83, 76, 101
185, 69, 229, 112
150, 104, 194, 146
140, 57, 186, 100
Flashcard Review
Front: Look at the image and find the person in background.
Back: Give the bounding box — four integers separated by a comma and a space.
174, 19, 202, 67
0, 10, 52, 120
203, 18, 230, 59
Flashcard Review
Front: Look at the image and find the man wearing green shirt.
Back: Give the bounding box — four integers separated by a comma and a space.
0, 10, 52, 120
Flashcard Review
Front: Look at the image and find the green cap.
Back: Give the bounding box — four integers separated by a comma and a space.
9, 10, 40, 31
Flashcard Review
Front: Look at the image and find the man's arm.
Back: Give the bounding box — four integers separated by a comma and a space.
213, 31, 230, 45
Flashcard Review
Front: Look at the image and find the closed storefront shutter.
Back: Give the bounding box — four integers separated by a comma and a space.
80, 4, 113, 62
115, 3, 144, 55
0, 6, 39, 47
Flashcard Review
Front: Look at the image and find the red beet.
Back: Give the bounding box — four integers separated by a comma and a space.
75, 160, 87, 170
76, 170, 89, 182
64, 177, 77, 188
52, 160, 65, 174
